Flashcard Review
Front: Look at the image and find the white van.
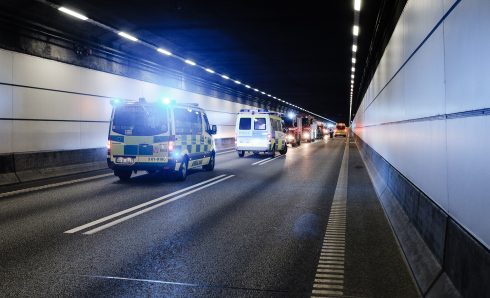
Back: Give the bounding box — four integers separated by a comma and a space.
235, 109, 288, 157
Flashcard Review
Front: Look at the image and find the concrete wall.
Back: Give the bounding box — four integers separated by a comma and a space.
354, 0, 489, 249
353, 0, 490, 296
0, 48, 261, 154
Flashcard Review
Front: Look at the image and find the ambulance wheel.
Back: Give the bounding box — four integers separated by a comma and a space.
115, 169, 131, 181
203, 152, 215, 171
238, 150, 245, 158
176, 158, 188, 181
280, 144, 288, 155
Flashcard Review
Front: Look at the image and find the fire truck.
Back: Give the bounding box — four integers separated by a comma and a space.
300, 115, 317, 142
282, 114, 302, 147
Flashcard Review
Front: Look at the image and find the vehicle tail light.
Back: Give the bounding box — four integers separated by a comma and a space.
106, 140, 111, 150
267, 134, 272, 141
168, 141, 174, 151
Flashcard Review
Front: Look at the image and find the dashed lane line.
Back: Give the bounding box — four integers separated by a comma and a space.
311, 138, 349, 298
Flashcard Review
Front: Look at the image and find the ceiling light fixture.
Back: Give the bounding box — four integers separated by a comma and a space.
58, 7, 88, 21
157, 48, 172, 56
354, 0, 362, 11
118, 32, 138, 42
353, 25, 359, 36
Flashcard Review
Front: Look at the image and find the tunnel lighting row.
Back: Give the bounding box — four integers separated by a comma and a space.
350, 0, 362, 124
54, 4, 334, 123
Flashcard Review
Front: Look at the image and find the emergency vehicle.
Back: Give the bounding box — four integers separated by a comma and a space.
235, 109, 288, 157
300, 115, 317, 142
282, 114, 302, 147
107, 98, 217, 181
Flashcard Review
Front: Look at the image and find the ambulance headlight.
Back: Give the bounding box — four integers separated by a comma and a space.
287, 135, 294, 140
303, 132, 310, 138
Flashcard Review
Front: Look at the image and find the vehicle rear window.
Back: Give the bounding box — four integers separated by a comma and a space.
174, 108, 203, 135
112, 105, 168, 136
239, 118, 251, 130
336, 124, 346, 130
254, 118, 266, 130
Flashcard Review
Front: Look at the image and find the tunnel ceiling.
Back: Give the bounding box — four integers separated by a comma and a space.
1, 0, 384, 123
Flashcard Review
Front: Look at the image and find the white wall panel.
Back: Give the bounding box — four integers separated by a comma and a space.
12, 87, 81, 120
0, 84, 13, 118
80, 68, 140, 99
0, 120, 13, 153
444, 0, 490, 114
447, 116, 490, 248
12, 121, 81, 152
354, 0, 490, 247
403, 0, 445, 58
13, 53, 81, 92
0, 49, 13, 84
80, 122, 109, 149
80, 96, 112, 121
403, 27, 445, 120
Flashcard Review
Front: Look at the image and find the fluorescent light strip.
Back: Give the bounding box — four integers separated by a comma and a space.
58, 7, 88, 21
352, 58, 356, 63
55, 5, 323, 120
118, 32, 138, 42
353, 25, 359, 36
157, 48, 172, 56
355, 0, 362, 11
352, 44, 357, 52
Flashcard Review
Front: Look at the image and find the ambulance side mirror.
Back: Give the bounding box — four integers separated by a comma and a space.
209, 125, 217, 135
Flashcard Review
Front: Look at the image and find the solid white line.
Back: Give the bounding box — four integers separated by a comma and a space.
251, 157, 271, 165
83, 175, 235, 234
64, 174, 227, 234
257, 155, 284, 165
0, 173, 113, 198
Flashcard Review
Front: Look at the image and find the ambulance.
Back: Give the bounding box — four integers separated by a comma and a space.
235, 109, 288, 157
107, 98, 217, 181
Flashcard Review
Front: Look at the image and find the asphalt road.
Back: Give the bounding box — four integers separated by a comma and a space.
0, 138, 419, 297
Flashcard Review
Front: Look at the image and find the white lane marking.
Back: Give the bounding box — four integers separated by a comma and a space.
256, 155, 284, 166
251, 157, 271, 165
0, 173, 114, 198
311, 138, 349, 298
216, 149, 236, 156
83, 175, 235, 234
64, 175, 227, 234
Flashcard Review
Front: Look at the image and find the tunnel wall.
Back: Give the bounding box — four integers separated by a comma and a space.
0, 48, 261, 184
353, 0, 489, 297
